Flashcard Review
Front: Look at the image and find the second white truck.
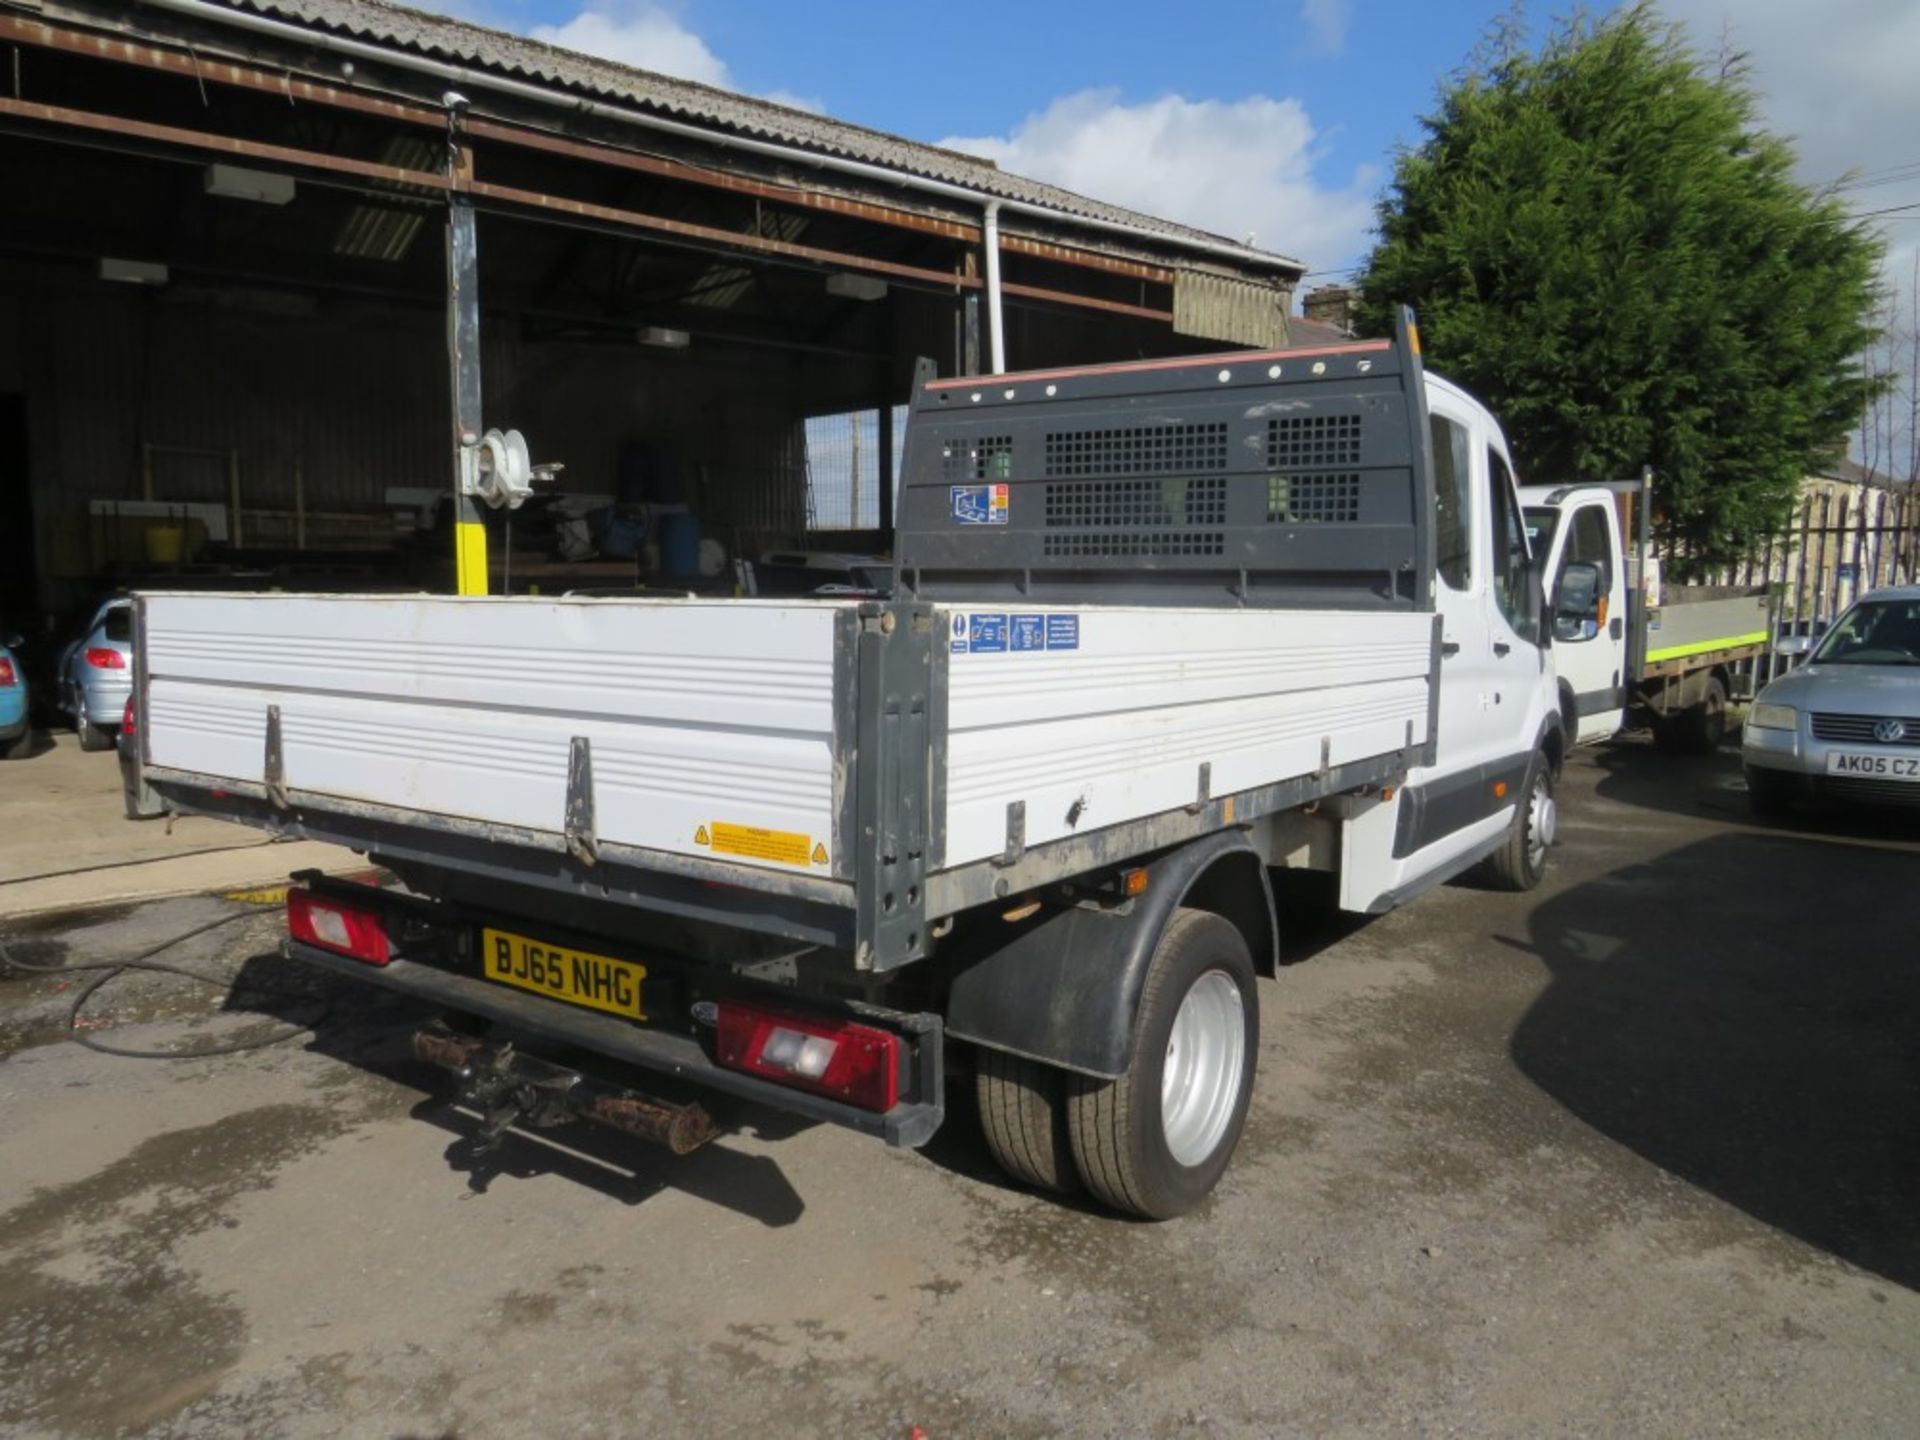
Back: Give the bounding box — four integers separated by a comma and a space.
133, 310, 1565, 1218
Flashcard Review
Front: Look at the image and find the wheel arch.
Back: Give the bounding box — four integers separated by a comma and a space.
943, 829, 1276, 1080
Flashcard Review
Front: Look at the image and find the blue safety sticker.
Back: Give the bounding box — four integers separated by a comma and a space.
949, 612, 969, 653
968, 613, 1008, 653
1045, 614, 1080, 650
1010, 614, 1045, 652
951, 483, 1010, 525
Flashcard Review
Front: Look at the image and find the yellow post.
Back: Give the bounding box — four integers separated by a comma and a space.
455, 516, 489, 597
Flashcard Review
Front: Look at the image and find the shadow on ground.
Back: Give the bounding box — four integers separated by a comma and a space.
1507, 830, 1920, 1289
1590, 729, 1920, 843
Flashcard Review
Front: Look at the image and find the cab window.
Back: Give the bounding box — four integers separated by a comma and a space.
1566, 505, 1613, 592
1487, 449, 1530, 632
1430, 415, 1473, 592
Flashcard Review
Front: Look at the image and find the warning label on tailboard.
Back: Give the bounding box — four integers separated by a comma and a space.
707, 822, 813, 867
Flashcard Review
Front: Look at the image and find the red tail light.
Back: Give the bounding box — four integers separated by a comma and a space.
0, 657, 15, 687
85, 647, 126, 670
122, 698, 138, 735
714, 1002, 900, 1112
287, 888, 391, 966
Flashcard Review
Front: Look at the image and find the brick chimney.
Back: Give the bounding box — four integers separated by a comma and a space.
1301, 283, 1357, 336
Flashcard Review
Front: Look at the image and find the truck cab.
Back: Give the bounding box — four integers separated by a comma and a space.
1522, 476, 1771, 752
1336, 375, 1563, 911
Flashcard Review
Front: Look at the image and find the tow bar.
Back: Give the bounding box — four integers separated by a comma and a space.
412, 1023, 720, 1156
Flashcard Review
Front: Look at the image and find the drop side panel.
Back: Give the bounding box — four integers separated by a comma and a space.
143, 593, 843, 877
938, 604, 1434, 868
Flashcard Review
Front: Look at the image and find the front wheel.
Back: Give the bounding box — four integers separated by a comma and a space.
1475, 751, 1555, 892
1065, 909, 1258, 1220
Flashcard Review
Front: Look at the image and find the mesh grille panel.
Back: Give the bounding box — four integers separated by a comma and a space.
942, 435, 1012, 482
1044, 422, 1228, 476
1043, 532, 1225, 558
1044, 477, 1227, 528
1268, 473, 1361, 524
1267, 413, 1361, 469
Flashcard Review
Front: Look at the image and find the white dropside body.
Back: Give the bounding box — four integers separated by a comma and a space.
143, 591, 1436, 885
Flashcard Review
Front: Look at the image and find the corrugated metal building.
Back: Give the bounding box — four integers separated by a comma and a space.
0, 0, 1308, 624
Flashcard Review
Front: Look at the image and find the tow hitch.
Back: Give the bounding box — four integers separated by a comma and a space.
412, 1023, 720, 1156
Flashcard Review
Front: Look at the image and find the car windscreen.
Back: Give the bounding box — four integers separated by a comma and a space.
1809, 599, 1920, 665
102, 607, 133, 643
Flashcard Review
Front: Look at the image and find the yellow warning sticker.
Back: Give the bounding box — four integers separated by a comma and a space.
693, 825, 710, 846
709, 822, 812, 867
811, 842, 829, 866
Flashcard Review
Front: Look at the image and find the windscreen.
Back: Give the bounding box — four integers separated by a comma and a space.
1810, 599, 1920, 665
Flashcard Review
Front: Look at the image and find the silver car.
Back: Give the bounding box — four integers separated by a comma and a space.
1743, 586, 1920, 816
58, 597, 134, 752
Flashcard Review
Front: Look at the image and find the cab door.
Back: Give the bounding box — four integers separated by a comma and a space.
1548, 499, 1628, 743
1395, 395, 1523, 874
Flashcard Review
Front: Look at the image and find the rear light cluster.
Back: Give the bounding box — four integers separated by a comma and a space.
122, 698, 138, 735
287, 888, 391, 966
85, 647, 126, 670
0, 657, 15, 687
714, 1002, 900, 1112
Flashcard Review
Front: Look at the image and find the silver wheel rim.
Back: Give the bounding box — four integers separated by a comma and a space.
1160, 969, 1246, 1168
1527, 774, 1556, 870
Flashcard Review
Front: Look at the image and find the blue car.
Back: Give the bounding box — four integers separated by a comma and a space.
0, 629, 28, 760
56, 597, 134, 752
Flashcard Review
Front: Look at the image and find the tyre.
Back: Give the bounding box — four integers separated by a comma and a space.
1744, 765, 1796, 821
975, 1048, 1078, 1194
1657, 675, 1728, 755
76, 712, 114, 752
1065, 909, 1258, 1220
1475, 750, 1555, 892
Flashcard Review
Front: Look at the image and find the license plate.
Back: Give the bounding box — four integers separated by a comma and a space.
481, 927, 647, 1020
1825, 751, 1920, 780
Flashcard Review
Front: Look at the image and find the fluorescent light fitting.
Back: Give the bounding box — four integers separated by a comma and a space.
826, 273, 887, 302
204, 163, 296, 205
99, 257, 169, 286
638, 326, 691, 349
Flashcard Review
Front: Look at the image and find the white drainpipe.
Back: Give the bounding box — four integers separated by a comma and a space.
982, 201, 1006, 374
137, 0, 1302, 276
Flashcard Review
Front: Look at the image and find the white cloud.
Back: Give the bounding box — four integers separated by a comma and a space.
530, 2, 729, 87
939, 89, 1376, 273
1298, 0, 1349, 58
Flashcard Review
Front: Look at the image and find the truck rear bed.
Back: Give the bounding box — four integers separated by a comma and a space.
140, 591, 1435, 963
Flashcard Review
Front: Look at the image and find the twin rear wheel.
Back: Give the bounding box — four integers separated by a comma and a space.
975, 909, 1259, 1220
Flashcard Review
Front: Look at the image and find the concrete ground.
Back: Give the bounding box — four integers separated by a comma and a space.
0, 739, 1916, 1438
0, 731, 354, 918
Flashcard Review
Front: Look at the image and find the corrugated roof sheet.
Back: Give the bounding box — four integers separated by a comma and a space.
218, 0, 1301, 273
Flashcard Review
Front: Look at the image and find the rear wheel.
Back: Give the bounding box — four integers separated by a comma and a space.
1475, 750, 1555, 892
976, 1049, 1078, 1194
1655, 675, 1728, 755
1065, 910, 1257, 1220
76, 713, 113, 752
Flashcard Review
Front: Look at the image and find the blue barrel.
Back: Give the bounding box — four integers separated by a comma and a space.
660, 512, 700, 577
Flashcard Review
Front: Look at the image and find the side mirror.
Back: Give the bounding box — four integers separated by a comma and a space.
1774, 634, 1813, 658
1554, 561, 1604, 641
1, 632, 21, 651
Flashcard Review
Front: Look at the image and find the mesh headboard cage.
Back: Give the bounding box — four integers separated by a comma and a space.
896, 318, 1436, 611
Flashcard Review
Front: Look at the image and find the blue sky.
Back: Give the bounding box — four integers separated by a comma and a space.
433, 1, 1916, 285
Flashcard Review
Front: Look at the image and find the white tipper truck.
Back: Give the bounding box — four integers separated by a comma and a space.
1521, 473, 1772, 751
133, 310, 1566, 1219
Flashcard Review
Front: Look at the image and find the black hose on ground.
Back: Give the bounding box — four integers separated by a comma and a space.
0, 907, 329, 1058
